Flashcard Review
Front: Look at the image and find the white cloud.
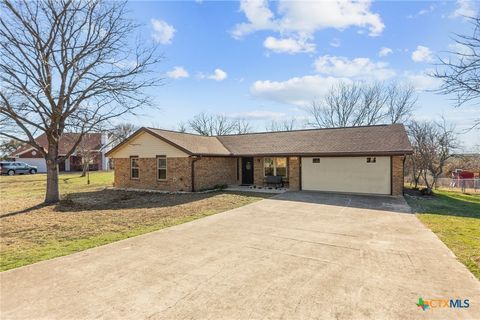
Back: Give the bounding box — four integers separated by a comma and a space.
228, 110, 286, 120
232, 0, 384, 53
411, 45, 434, 63
407, 4, 436, 19
452, 0, 477, 18
329, 38, 341, 48
405, 70, 441, 91
276, 0, 384, 36
151, 19, 175, 44
232, 0, 276, 39
314, 55, 396, 80
378, 47, 393, 57
200, 68, 228, 81
263, 36, 315, 54
251, 75, 348, 106
166, 66, 189, 79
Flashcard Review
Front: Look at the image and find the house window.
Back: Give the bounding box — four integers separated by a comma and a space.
264, 157, 287, 177
366, 157, 376, 163
312, 158, 320, 163
157, 156, 167, 180
130, 157, 139, 179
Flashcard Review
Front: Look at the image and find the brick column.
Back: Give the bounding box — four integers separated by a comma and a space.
288, 157, 300, 190
391, 156, 405, 196
253, 157, 264, 187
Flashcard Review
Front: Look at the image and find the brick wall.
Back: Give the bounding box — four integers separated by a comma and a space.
113, 156, 239, 192
253, 157, 264, 186
113, 157, 192, 192
288, 157, 300, 190
391, 155, 405, 196
18, 149, 43, 158
194, 157, 238, 191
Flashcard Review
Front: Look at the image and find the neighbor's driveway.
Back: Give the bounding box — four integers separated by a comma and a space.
1, 192, 479, 320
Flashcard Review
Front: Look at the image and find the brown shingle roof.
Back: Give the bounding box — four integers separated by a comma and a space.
12, 133, 103, 156
217, 124, 412, 156
147, 128, 230, 155
107, 124, 412, 157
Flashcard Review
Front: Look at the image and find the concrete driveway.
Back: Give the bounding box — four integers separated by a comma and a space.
1, 192, 479, 320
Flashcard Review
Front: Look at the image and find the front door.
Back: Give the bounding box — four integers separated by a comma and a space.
241, 157, 254, 185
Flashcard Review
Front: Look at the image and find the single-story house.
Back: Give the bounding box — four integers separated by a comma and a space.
11, 133, 109, 173
106, 124, 413, 196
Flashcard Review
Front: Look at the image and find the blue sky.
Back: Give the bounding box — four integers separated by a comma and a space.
124, 0, 479, 150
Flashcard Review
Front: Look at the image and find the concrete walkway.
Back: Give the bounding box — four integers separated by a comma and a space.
1, 192, 479, 319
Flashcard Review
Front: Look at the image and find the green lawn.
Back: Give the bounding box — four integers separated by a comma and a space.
1, 171, 114, 201
0, 172, 271, 271
404, 189, 480, 279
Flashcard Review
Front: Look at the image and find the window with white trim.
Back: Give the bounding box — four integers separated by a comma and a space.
157, 156, 167, 180
130, 157, 139, 179
264, 157, 287, 177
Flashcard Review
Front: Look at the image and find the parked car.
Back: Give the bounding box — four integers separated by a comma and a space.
0, 162, 38, 175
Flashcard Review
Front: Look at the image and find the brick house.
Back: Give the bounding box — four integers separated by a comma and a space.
11, 133, 109, 173
106, 124, 412, 196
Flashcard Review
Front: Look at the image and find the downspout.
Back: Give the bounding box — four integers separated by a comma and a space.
402, 154, 407, 196
191, 156, 200, 192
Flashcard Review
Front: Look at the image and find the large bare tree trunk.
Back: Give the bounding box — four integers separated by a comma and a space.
0, 0, 162, 204
45, 147, 59, 204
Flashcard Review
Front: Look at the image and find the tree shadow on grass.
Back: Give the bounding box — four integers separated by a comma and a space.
0, 203, 49, 219
405, 189, 480, 219
54, 189, 272, 213
1, 189, 272, 218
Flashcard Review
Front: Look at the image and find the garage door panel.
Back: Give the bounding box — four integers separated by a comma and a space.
301, 157, 391, 195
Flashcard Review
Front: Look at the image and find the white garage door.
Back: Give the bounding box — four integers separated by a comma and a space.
18, 158, 47, 173
301, 156, 391, 195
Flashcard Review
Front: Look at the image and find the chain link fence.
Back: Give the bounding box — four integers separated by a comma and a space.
435, 178, 479, 193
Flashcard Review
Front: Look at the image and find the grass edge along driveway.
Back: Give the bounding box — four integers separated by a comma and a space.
0, 172, 271, 271
404, 188, 480, 279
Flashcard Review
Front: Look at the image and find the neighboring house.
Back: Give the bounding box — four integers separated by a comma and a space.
106, 124, 412, 196
11, 133, 109, 173
445, 153, 480, 177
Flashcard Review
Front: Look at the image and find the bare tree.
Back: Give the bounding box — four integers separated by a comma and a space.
386, 82, 417, 124
405, 146, 424, 189
0, 138, 22, 159
177, 122, 188, 133
188, 112, 239, 136
76, 138, 95, 179
267, 118, 297, 132
108, 123, 139, 148
233, 118, 252, 134
408, 119, 457, 192
433, 15, 480, 128
309, 81, 417, 128
310, 82, 363, 128
356, 82, 388, 125
445, 152, 480, 174
0, 0, 162, 203
405, 125, 426, 189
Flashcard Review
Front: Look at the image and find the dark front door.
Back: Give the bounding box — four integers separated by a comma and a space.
241, 157, 254, 185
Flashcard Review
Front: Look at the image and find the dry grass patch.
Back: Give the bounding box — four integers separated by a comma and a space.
0, 172, 271, 271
